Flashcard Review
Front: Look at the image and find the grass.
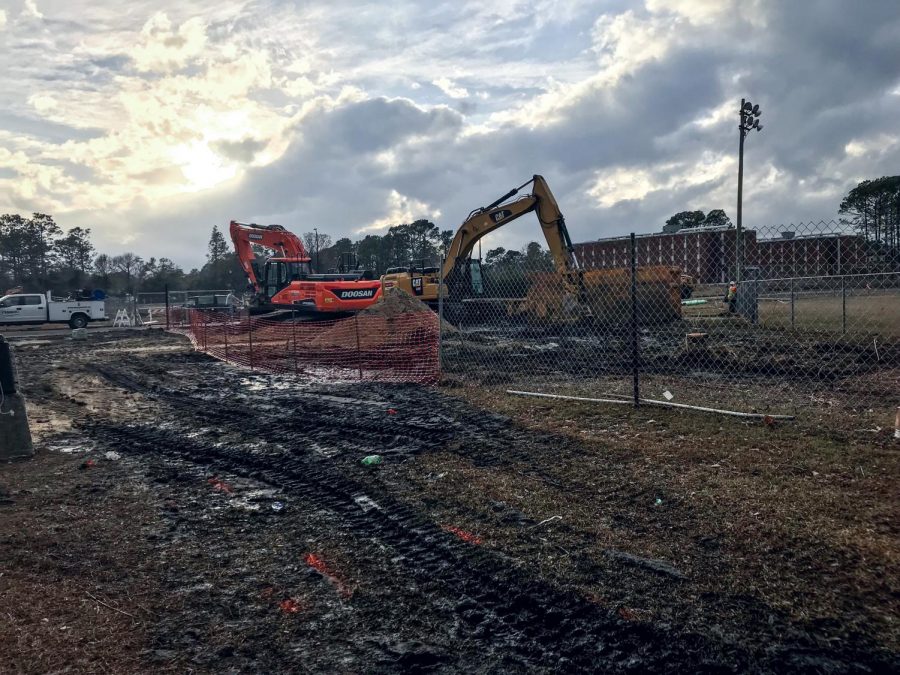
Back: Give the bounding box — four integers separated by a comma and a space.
436, 382, 900, 651
684, 290, 900, 337
758, 292, 900, 336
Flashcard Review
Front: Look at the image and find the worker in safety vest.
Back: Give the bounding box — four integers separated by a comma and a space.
724, 281, 737, 313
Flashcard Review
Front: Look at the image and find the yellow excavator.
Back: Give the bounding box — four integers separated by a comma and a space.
381, 174, 686, 324
381, 175, 584, 306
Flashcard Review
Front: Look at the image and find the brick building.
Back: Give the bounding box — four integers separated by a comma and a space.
573, 227, 870, 282
573, 228, 755, 284
754, 232, 868, 279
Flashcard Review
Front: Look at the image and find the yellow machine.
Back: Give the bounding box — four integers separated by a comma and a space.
381, 174, 686, 324
381, 175, 583, 305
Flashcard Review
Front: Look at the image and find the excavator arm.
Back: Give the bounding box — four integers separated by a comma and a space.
229, 220, 311, 293
441, 175, 581, 293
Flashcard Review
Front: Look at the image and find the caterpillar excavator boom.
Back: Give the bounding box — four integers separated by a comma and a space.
381, 175, 584, 304
229, 220, 382, 313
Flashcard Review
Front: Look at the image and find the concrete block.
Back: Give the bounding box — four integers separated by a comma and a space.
0, 392, 33, 460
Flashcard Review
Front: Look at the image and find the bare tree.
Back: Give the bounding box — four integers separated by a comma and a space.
112, 252, 144, 292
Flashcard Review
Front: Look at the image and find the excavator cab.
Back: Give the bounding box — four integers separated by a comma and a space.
444, 257, 486, 301
264, 258, 312, 300
469, 259, 485, 295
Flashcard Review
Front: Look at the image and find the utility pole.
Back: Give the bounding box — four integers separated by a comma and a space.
313, 227, 319, 272
736, 98, 763, 286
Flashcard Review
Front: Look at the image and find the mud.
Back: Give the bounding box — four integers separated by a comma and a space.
442, 319, 900, 388
2, 329, 897, 672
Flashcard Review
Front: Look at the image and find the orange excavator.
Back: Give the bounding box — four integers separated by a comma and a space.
229, 220, 382, 313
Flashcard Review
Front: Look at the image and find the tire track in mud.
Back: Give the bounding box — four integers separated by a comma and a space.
82, 366, 735, 670
81, 417, 730, 672
82, 360, 894, 672
89, 361, 579, 480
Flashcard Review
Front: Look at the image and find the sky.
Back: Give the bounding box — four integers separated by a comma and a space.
1, 0, 898, 268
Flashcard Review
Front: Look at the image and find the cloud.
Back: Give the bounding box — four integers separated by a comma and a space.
23, 0, 43, 20
587, 153, 733, 208
357, 190, 442, 233
131, 13, 208, 73
432, 77, 469, 99
212, 137, 268, 163
0, 10, 7, 29
0, 0, 898, 266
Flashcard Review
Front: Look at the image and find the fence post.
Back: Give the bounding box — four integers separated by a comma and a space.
292, 309, 298, 375
438, 255, 444, 376
224, 314, 229, 362
841, 275, 847, 335
629, 233, 640, 408
164, 283, 170, 331
790, 277, 795, 329
248, 316, 254, 371
354, 313, 364, 380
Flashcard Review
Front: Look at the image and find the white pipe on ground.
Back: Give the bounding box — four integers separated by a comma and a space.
506, 389, 795, 420
506, 390, 632, 406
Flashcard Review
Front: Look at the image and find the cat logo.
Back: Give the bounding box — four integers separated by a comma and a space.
490, 209, 513, 224
411, 277, 424, 295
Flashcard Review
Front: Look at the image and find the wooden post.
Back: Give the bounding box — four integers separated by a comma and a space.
292, 309, 298, 375
354, 313, 364, 380
248, 316, 254, 371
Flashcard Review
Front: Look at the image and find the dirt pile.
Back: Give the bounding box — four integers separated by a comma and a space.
309, 287, 436, 350
360, 286, 432, 318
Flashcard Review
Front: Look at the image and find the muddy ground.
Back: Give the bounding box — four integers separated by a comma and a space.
1, 329, 897, 673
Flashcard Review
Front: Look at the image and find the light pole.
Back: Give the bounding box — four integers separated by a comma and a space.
736, 98, 763, 286
313, 227, 319, 271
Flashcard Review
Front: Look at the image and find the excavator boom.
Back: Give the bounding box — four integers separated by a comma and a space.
443, 175, 577, 276
229, 220, 311, 294
381, 174, 584, 309
441, 175, 582, 293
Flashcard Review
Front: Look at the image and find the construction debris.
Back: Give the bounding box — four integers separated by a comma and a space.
603, 549, 686, 580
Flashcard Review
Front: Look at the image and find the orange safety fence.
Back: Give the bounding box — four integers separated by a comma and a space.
166, 308, 440, 384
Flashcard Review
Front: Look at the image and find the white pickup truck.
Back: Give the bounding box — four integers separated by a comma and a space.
0, 291, 106, 329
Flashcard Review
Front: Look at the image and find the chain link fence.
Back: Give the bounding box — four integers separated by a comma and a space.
440, 220, 900, 419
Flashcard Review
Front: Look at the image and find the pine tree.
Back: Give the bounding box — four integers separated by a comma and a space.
207, 225, 230, 265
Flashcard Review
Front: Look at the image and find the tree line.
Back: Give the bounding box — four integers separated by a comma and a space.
839, 176, 900, 252
660, 177, 900, 253
307, 219, 455, 273
0, 215, 246, 295
0, 212, 553, 296
13, 175, 889, 298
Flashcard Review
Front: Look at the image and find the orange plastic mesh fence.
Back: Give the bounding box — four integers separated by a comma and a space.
167, 308, 440, 384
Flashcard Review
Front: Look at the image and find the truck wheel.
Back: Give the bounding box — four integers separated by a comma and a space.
69, 314, 89, 329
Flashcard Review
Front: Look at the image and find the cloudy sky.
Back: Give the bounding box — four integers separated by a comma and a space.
1, 0, 898, 267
